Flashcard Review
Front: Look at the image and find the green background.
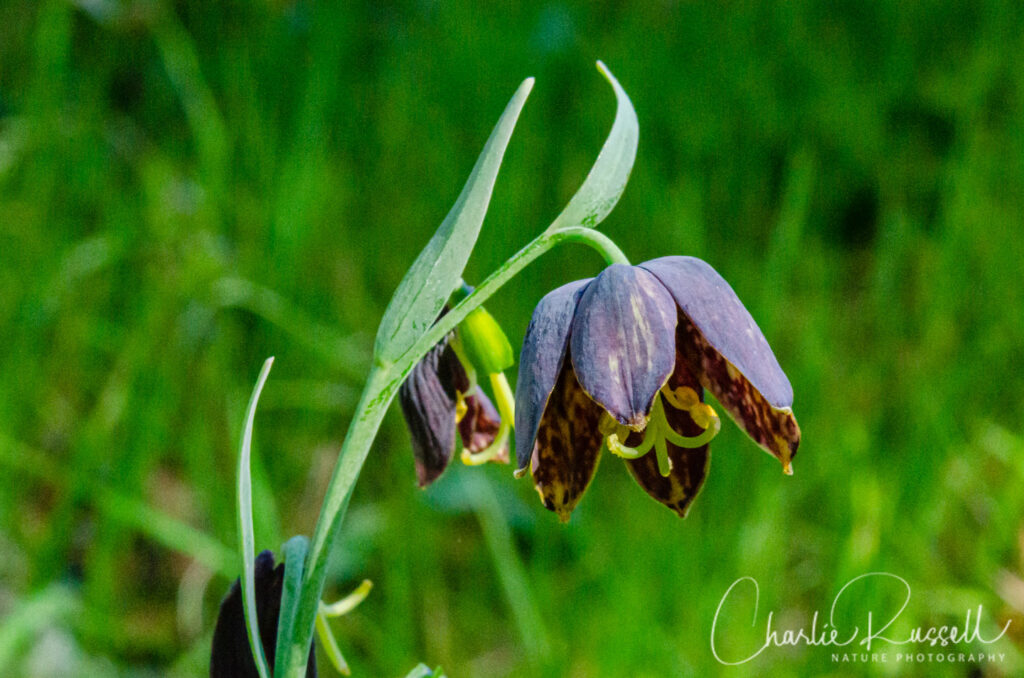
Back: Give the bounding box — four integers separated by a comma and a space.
2, 1, 1023, 676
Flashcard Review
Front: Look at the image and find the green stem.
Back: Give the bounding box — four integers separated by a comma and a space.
284, 366, 395, 677
282, 226, 628, 676
408, 226, 628, 366
550, 226, 630, 266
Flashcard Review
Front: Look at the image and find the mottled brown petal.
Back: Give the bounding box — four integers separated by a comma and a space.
677, 315, 800, 467
515, 279, 590, 471
459, 389, 509, 464
641, 256, 793, 409
623, 352, 710, 518
530, 362, 604, 522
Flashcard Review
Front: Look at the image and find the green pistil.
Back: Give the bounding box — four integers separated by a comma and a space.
602, 387, 721, 477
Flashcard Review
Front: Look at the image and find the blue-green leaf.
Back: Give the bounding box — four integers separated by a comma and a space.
237, 357, 275, 678
374, 78, 535, 363
546, 61, 638, 232
274, 535, 310, 678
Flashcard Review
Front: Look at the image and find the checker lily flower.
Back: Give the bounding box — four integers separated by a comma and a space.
399, 289, 516, 487
514, 257, 800, 521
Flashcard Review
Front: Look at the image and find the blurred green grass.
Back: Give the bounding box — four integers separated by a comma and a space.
2, 1, 1024, 676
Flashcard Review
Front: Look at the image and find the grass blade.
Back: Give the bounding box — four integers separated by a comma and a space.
237, 357, 275, 678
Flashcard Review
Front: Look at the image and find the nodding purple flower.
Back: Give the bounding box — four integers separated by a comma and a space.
514, 256, 801, 521
399, 336, 509, 487
210, 550, 317, 677
399, 294, 516, 487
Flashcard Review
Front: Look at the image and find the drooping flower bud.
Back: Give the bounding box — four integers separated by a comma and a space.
210, 550, 317, 677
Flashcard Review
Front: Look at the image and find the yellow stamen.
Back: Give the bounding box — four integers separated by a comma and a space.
601, 388, 723, 465
606, 431, 652, 459
321, 579, 373, 617
662, 385, 700, 411
688, 403, 707, 428
317, 580, 372, 676
654, 433, 672, 477
461, 372, 515, 466
455, 391, 468, 423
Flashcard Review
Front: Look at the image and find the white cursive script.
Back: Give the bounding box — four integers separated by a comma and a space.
710, 573, 1012, 666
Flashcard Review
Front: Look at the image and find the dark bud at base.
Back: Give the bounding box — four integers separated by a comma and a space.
210, 550, 317, 677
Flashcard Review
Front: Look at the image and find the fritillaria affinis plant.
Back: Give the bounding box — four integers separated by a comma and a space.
212, 61, 799, 677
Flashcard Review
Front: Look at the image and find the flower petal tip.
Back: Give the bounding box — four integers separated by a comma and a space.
415, 460, 444, 488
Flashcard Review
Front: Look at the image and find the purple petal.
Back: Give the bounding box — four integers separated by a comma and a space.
570, 264, 677, 429
514, 279, 590, 471
640, 256, 793, 408
677, 315, 800, 468
399, 339, 464, 487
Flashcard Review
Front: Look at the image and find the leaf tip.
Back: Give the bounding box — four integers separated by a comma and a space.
595, 60, 625, 96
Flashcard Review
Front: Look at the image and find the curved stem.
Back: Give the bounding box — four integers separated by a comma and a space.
283, 227, 628, 676
284, 366, 394, 677
551, 226, 630, 265
406, 227, 629, 369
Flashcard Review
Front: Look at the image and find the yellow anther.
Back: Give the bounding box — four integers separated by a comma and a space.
455, 391, 468, 423
691, 403, 716, 430
663, 385, 704, 413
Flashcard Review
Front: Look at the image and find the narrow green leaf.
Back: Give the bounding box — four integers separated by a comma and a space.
274, 535, 310, 678
237, 357, 275, 678
374, 77, 535, 363
546, 61, 639, 232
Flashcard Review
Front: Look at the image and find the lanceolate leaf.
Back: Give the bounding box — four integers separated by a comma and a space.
374, 78, 535, 363
274, 535, 310, 678
237, 357, 275, 678
546, 61, 639, 233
